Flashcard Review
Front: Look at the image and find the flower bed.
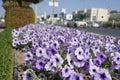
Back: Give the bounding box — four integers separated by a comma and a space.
12, 24, 120, 80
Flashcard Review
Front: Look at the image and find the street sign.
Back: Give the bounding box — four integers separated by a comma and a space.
49, 0, 59, 7
61, 8, 66, 14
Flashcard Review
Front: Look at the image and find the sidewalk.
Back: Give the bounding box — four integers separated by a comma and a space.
0, 29, 4, 32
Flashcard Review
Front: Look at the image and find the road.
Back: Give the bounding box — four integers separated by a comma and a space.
0, 22, 5, 32
0, 22, 120, 37
77, 27, 120, 37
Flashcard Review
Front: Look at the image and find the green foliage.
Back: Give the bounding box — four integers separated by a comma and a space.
0, 28, 13, 80
2, 0, 43, 28
47, 15, 50, 19
54, 14, 58, 18
2, 0, 43, 9
5, 7, 35, 27
2, 0, 30, 10
101, 58, 112, 68
73, 13, 86, 20
24, 0, 43, 4
109, 17, 120, 21
110, 10, 118, 14
103, 21, 120, 28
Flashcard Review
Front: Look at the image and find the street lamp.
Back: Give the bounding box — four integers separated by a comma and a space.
49, 0, 59, 24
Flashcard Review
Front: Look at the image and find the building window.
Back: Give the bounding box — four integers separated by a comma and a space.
93, 16, 96, 21
101, 16, 104, 18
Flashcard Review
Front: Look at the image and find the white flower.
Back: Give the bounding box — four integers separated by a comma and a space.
75, 47, 84, 60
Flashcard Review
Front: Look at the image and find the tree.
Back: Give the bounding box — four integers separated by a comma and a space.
54, 14, 58, 18
73, 13, 86, 20
110, 10, 118, 14
2, 0, 43, 9
47, 15, 50, 19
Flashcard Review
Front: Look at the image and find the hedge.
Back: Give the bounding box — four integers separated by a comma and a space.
5, 7, 35, 27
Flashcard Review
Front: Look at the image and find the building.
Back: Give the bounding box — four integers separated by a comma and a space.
73, 8, 109, 22
60, 8, 73, 20
36, 12, 47, 20
66, 14, 73, 20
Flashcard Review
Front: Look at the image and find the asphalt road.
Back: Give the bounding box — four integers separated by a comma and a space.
0, 23, 120, 37
0, 22, 5, 29
78, 27, 120, 37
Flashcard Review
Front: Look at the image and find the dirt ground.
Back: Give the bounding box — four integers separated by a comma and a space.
16, 50, 25, 80
0, 29, 4, 32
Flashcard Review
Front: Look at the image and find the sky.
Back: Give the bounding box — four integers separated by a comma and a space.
0, 0, 120, 16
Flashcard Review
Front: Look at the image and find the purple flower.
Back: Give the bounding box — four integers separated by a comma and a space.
74, 59, 85, 68
113, 62, 120, 70
36, 47, 46, 57
69, 72, 84, 80
52, 54, 64, 65
113, 52, 120, 64
38, 73, 47, 80
89, 59, 100, 75
36, 59, 46, 70
118, 40, 120, 45
105, 43, 117, 53
32, 42, 39, 48
61, 65, 73, 78
49, 40, 59, 49
69, 37, 79, 46
91, 68, 112, 80
112, 52, 120, 70
12, 29, 20, 37
83, 48, 90, 60
24, 51, 33, 61
45, 60, 55, 71
66, 54, 74, 69
57, 36, 66, 45
22, 69, 33, 80
93, 57, 102, 66
20, 39, 28, 45
67, 46, 76, 54
74, 47, 84, 60
46, 46, 58, 57
96, 52, 107, 62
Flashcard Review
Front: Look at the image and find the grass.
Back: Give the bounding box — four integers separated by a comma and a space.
0, 28, 13, 80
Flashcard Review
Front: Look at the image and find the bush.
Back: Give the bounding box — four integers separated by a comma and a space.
103, 21, 120, 28
103, 22, 112, 28
5, 7, 35, 27
0, 28, 13, 80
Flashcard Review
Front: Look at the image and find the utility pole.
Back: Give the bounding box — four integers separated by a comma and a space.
83, 0, 86, 21
52, 0, 55, 24
35, 4, 37, 23
49, 0, 59, 24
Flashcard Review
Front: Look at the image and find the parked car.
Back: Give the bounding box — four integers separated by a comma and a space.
66, 18, 87, 27
0, 18, 5, 23
62, 19, 75, 27
36, 18, 45, 24
87, 22, 100, 28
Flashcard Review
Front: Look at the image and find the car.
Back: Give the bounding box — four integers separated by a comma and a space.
66, 18, 87, 27
87, 22, 100, 28
0, 19, 5, 23
36, 18, 45, 24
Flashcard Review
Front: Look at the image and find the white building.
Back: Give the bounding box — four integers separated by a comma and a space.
66, 14, 73, 20
36, 12, 47, 20
73, 8, 109, 22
